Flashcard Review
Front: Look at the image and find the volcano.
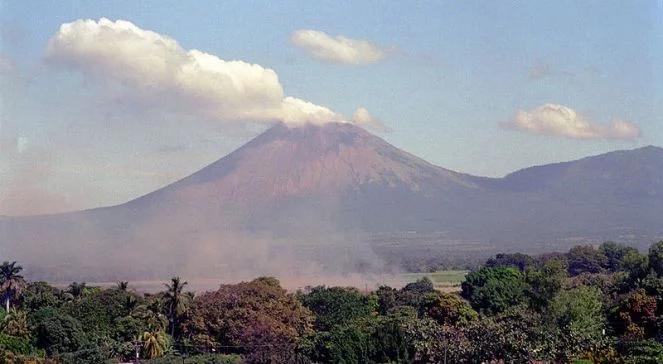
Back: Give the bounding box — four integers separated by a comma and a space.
122, 122, 485, 234
2, 123, 662, 280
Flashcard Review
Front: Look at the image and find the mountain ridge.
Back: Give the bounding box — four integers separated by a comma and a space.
6, 124, 659, 218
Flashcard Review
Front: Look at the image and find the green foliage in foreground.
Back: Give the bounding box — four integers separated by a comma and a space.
144, 353, 242, 363
0, 332, 43, 357
0, 240, 662, 363
461, 266, 527, 314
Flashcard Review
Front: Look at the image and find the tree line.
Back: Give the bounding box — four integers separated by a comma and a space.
1, 240, 662, 363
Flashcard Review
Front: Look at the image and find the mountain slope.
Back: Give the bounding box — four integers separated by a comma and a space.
119, 122, 486, 234
494, 145, 663, 198
128, 123, 479, 208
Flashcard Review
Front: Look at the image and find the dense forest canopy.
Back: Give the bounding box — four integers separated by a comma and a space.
1, 240, 662, 363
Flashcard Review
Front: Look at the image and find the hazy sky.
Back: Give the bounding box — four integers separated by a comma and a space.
1, 1, 662, 215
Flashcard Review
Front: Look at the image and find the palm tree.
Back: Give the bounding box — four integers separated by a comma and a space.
123, 294, 139, 312
132, 297, 168, 331
163, 277, 190, 338
116, 281, 129, 291
140, 330, 169, 359
1, 309, 29, 338
67, 281, 87, 299
0, 261, 26, 312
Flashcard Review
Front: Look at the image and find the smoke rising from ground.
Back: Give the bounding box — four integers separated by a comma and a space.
2, 191, 399, 291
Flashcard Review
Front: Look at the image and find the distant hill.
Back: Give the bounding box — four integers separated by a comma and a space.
480, 145, 663, 240
1, 123, 661, 280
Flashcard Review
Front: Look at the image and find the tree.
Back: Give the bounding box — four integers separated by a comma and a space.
600, 241, 639, 272
163, 276, 190, 338
611, 289, 658, 341
310, 307, 414, 364
648, 241, 663, 277
298, 286, 376, 331
619, 340, 663, 364
461, 267, 528, 314
568, 271, 625, 296
402, 315, 470, 363
640, 274, 663, 308
375, 285, 397, 315
116, 281, 129, 291
1, 309, 29, 338
0, 261, 26, 312
567, 245, 608, 276
31, 307, 86, 355
621, 250, 650, 282
114, 315, 147, 347
0, 332, 38, 357
486, 253, 534, 272
67, 282, 88, 299
401, 277, 434, 296
132, 296, 168, 333
397, 277, 436, 310
20, 281, 60, 312
419, 292, 477, 326
465, 307, 561, 362
184, 277, 313, 363
547, 286, 605, 359
526, 258, 568, 310
364, 308, 413, 363
310, 321, 372, 363
65, 288, 141, 338
594, 242, 649, 288
140, 330, 169, 359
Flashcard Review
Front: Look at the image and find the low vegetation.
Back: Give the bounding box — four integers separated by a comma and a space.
1, 240, 662, 363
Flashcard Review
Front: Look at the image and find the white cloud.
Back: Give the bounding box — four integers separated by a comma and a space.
504, 103, 640, 140
291, 29, 387, 65
45, 18, 378, 127
351, 107, 388, 132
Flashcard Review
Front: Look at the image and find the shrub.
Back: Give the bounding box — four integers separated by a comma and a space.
0, 333, 42, 356
619, 339, 663, 364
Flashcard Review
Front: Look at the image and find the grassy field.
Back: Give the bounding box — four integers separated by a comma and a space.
401, 270, 468, 291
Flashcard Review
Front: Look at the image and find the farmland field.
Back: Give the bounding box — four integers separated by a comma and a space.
400, 270, 468, 291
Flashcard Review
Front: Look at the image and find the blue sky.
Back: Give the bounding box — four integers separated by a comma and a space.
1, 1, 662, 215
